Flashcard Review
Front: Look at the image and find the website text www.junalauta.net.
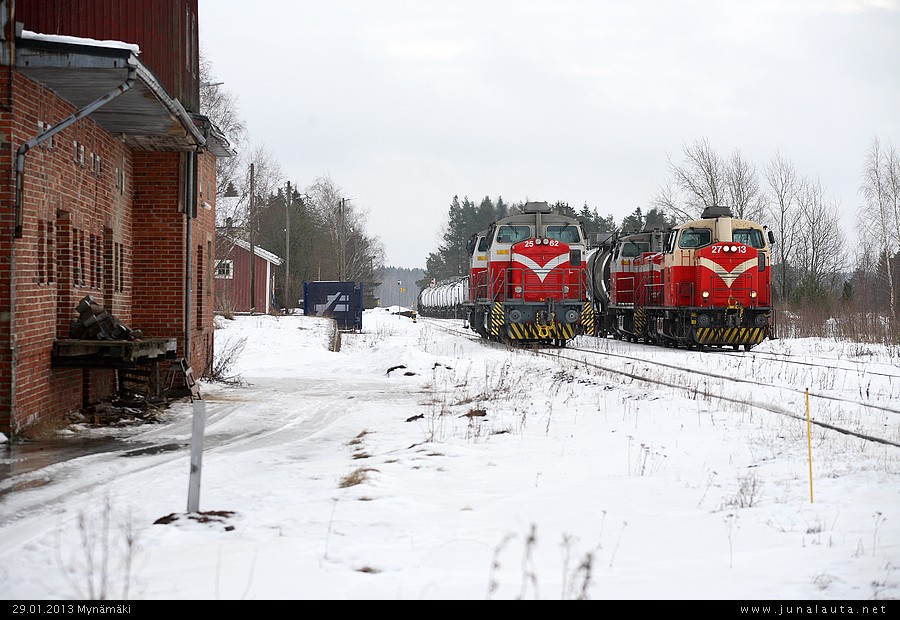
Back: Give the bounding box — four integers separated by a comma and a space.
740, 605, 890, 615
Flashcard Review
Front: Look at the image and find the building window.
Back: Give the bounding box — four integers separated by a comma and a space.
46, 220, 55, 284
115, 157, 126, 194
118, 243, 125, 292
207, 240, 213, 295
72, 228, 82, 286
196, 244, 204, 324
38, 218, 45, 283
215, 259, 233, 279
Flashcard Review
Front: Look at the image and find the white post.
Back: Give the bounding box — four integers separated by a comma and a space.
187, 399, 206, 512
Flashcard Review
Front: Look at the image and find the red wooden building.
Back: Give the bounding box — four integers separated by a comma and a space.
215, 232, 283, 315
0, 0, 234, 438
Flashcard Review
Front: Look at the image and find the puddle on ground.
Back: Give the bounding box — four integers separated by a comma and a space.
0, 435, 161, 490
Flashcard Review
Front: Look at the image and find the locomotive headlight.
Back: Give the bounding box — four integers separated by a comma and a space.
562, 285, 569, 293
750, 290, 758, 299
731, 245, 738, 253
514, 286, 523, 294
723, 245, 730, 253
702, 291, 710, 299
541, 238, 549, 245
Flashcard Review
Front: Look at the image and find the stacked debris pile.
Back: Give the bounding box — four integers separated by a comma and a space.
69, 295, 142, 340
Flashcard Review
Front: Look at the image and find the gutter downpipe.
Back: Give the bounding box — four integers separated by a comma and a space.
9, 62, 135, 436
184, 151, 198, 367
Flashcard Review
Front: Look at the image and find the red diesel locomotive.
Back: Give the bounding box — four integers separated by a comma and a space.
587, 205, 775, 350
463, 201, 595, 346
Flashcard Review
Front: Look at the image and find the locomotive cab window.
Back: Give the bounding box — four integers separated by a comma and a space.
621, 241, 650, 257
546, 225, 581, 244
665, 231, 677, 253
678, 228, 711, 249
732, 229, 765, 248
497, 225, 531, 243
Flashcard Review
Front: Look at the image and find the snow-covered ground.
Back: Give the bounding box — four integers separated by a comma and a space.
1, 308, 898, 601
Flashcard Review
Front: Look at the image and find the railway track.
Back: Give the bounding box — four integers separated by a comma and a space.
419, 316, 900, 449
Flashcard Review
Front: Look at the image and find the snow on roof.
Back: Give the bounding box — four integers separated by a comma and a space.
21, 29, 141, 55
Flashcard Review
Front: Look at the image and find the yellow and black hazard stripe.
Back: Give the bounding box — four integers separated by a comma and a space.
694, 327, 766, 346
490, 301, 504, 337
634, 307, 647, 335
506, 321, 577, 341
581, 302, 595, 336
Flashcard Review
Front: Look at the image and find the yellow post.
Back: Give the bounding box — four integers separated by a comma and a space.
806, 388, 814, 503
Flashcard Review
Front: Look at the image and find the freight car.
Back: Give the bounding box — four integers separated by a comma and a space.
416, 276, 469, 319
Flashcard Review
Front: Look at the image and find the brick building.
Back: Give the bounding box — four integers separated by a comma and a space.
0, 0, 234, 438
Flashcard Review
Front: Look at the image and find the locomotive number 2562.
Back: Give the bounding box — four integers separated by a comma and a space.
523, 239, 559, 248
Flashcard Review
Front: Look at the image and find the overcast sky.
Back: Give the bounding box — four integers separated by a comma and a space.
198, 0, 900, 269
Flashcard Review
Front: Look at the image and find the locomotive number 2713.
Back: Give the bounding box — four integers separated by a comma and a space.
711, 245, 747, 254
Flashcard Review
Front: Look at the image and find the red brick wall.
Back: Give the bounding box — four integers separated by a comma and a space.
0, 71, 215, 437
132, 151, 217, 380
0, 70, 14, 434
193, 152, 218, 376
1, 73, 136, 435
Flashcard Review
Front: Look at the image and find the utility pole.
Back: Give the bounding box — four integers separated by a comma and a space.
338, 198, 345, 281
285, 180, 291, 312
249, 162, 256, 314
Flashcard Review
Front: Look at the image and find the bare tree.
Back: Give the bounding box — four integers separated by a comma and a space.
217, 146, 284, 249
726, 149, 767, 222
651, 138, 729, 221
665, 137, 727, 220
303, 175, 384, 285
859, 137, 899, 318
650, 179, 681, 222
199, 49, 248, 197
795, 178, 846, 295
765, 152, 802, 302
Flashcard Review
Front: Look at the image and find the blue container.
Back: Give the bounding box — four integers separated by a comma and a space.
302, 281, 363, 331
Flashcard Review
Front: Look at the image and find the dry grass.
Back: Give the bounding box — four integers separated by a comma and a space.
338, 467, 379, 488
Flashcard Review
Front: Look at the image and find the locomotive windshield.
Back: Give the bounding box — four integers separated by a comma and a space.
546, 225, 581, 244
496, 225, 531, 243
732, 228, 765, 248
678, 228, 712, 249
